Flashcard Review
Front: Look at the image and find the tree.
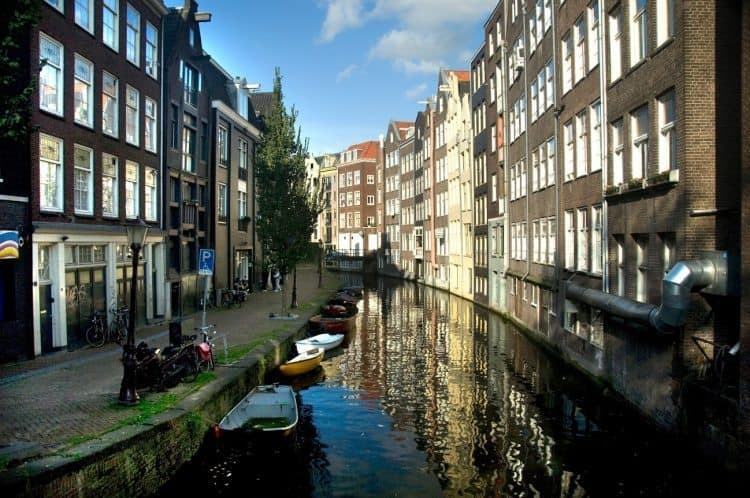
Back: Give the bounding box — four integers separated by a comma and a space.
255, 68, 321, 311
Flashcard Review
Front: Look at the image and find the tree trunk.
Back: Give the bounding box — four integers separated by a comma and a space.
291, 266, 298, 308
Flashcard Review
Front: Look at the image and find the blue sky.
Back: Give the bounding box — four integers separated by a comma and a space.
180, 0, 496, 155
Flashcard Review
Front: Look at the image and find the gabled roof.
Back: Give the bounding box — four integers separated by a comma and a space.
446, 70, 470, 82
249, 92, 273, 129
347, 141, 380, 160
393, 120, 414, 140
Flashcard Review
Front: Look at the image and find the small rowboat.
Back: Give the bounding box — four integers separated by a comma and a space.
278, 347, 324, 377
217, 384, 298, 436
308, 313, 355, 334
296, 333, 345, 354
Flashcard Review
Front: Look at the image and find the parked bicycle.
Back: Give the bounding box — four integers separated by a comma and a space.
220, 287, 245, 308
85, 306, 128, 347
194, 323, 217, 371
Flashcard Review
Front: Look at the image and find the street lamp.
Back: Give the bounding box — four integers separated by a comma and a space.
318, 239, 323, 288
118, 218, 149, 406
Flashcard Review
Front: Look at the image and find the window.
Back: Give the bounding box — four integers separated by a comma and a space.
75, 0, 93, 33
73, 54, 93, 126
73, 145, 93, 215
182, 62, 199, 107
39, 134, 63, 211
591, 205, 602, 273
615, 235, 625, 295
354, 191, 360, 206
562, 32, 572, 93
238, 180, 248, 219
102, 72, 118, 137
367, 195, 375, 205
547, 216, 556, 265
530, 80, 538, 121
574, 17, 586, 83
144, 167, 157, 221
39, 34, 63, 115
125, 86, 139, 145
630, 0, 647, 66
657, 0, 675, 46
218, 183, 228, 221
564, 121, 574, 180
339, 193, 345, 207
239, 138, 248, 170
609, 8, 622, 81
102, 0, 118, 51
490, 124, 497, 152
218, 125, 229, 166
182, 113, 197, 172
354, 171, 360, 185
588, 1, 600, 70
170, 104, 178, 149
347, 172, 353, 186
576, 111, 588, 177
635, 234, 648, 301
577, 208, 589, 270
545, 60, 554, 110
145, 22, 158, 79
145, 97, 157, 152
658, 89, 675, 173
631, 105, 649, 180
611, 119, 624, 184
661, 232, 675, 274
564, 210, 575, 268
102, 153, 118, 217
547, 137, 556, 186
531, 150, 539, 192
126, 4, 140, 66
125, 161, 139, 218
491, 173, 497, 201
590, 101, 602, 171
367, 174, 375, 184
532, 220, 540, 262
46, 0, 63, 13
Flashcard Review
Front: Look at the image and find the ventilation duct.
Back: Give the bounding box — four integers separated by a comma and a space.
565, 253, 729, 334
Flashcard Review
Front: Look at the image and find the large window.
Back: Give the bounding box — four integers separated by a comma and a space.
615, 236, 625, 295
577, 208, 589, 270
125, 86, 139, 145
126, 4, 140, 66
562, 32, 572, 94
658, 89, 676, 173
125, 161, 139, 218
74, 144, 93, 215
218, 125, 229, 166
182, 113, 196, 172
611, 119, 624, 185
182, 62, 199, 107
591, 205, 602, 273
144, 167, 157, 221
39, 34, 63, 115
218, 183, 228, 221
73, 54, 93, 126
574, 17, 586, 83
630, 0, 647, 66
238, 138, 248, 170
590, 100, 602, 171
564, 210, 575, 269
39, 134, 63, 211
635, 234, 648, 301
102, 153, 118, 217
657, 0, 675, 46
145, 97, 157, 152
102, 0, 118, 51
75, 0, 93, 33
576, 111, 588, 177
238, 180, 248, 219
609, 8, 622, 82
631, 105, 649, 180
102, 72, 118, 137
588, 0, 600, 70
564, 121, 574, 181
145, 22, 158, 78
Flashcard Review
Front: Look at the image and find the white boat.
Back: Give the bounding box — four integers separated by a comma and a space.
217, 384, 298, 435
295, 333, 345, 354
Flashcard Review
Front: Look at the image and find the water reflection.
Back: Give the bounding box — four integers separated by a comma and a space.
161, 278, 738, 497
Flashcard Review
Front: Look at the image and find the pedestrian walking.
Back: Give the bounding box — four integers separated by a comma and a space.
272, 268, 281, 292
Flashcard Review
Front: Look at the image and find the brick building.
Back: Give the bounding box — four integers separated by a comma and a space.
471, 43, 489, 305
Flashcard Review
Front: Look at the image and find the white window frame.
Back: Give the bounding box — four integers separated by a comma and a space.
46, 0, 63, 13
588, 1, 600, 71
616, 236, 625, 296
125, 161, 139, 219
631, 105, 649, 180
576, 111, 588, 177
75, 0, 94, 33
590, 100, 602, 171
218, 183, 228, 221
574, 17, 586, 83
636, 235, 647, 302
103, 0, 119, 52
144, 167, 158, 222
656, 0, 675, 47
630, 0, 648, 67
145, 22, 158, 79
73, 54, 93, 127
102, 71, 119, 137
125, 85, 139, 146
658, 89, 676, 173
591, 205, 602, 273
39, 134, 64, 212
238, 180, 248, 219
577, 207, 589, 271
609, 7, 622, 81
102, 153, 118, 217
145, 97, 157, 153
74, 144, 94, 215
562, 32, 573, 94
611, 119, 624, 185
126, 4, 141, 66
39, 33, 63, 116
564, 121, 575, 181
565, 210, 575, 269
547, 136, 556, 186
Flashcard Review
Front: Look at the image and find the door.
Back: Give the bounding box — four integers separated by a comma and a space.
39, 284, 54, 353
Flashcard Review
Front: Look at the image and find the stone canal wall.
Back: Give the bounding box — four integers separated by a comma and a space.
2, 331, 303, 497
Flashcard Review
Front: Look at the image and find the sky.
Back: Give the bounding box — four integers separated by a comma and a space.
172, 0, 496, 156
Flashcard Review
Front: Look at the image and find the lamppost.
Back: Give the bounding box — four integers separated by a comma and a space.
318, 239, 323, 288
118, 218, 149, 406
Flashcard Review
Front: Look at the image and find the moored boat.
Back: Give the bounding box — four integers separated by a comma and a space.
278, 347, 324, 376
217, 384, 298, 436
296, 333, 345, 354
308, 313, 355, 334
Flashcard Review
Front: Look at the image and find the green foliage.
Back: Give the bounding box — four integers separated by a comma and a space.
0, 0, 41, 142
255, 68, 323, 280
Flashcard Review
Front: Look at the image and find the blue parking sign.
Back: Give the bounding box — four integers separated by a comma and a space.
198, 249, 215, 275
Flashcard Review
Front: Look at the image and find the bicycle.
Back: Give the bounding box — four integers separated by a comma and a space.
85, 306, 127, 347
193, 323, 217, 371
220, 288, 243, 308
109, 306, 129, 344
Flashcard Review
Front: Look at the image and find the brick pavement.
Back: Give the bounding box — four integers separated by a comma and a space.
0, 264, 343, 467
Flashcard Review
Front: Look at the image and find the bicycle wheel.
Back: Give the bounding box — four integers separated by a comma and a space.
86, 324, 106, 348
112, 322, 126, 344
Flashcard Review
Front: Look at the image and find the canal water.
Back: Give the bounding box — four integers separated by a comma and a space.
160, 278, 739, 497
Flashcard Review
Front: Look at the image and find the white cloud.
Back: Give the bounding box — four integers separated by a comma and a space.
336, 64, 358, 82
320, 0, 365, 42
405, 83, 428, 100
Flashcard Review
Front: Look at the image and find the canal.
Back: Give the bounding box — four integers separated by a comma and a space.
159, 278, 739, 497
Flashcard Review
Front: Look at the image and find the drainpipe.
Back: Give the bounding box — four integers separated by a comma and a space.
521, 3, 531, 283
566, 258, 718, 333
597, 0, 610, 294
